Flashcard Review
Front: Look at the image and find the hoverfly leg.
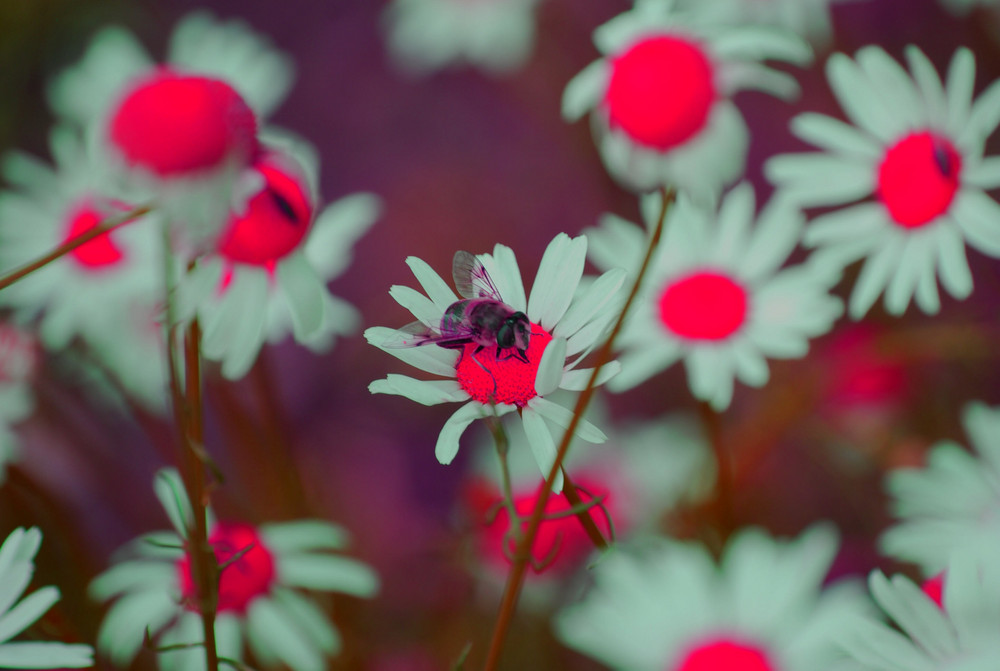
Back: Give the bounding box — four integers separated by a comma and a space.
468, 346, 498, 401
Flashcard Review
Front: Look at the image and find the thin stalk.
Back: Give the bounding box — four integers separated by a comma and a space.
482, 188, 675, 671
698, 401, 733, 542
162, 228, 219, 671
0, 204, 151, 292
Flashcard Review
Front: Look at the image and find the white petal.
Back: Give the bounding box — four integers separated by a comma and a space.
388, 285, 441, 328
279, 555, 379, 597
963, 156, 1000, 189
856, 46, 925, 130
905, 46, 948, 128
364, 327, 459, 377
936, 224, 973, 299
765, 152, 874, 206
562, 60, 609, 122
406, 256, 456, 311
277, 253, 325, 340
740, 196, 803, 281
607, 341, 681, 391
0, 585, 56, 643
535, 337, 566, 397
0, 642, 94, 668
154, 468, 192, 537
529, 396, 606, 443
247, 598, 325, 671
945, 47, 975, 136
485, 244, 527, 312
96, 588, 178, 666
261, 521, 348, 553
369, 375, 468, 406
826, 51, 899, 142
528, 234, 586, 329
435, 401, 485, 464
560, 361, 621, 391
556, 268, 626, 339
271, 589, 341, 655
883, 238, 927, 315
952, 189, 1000, 257
521, 406, 563, 492
790, 113, 881, 158
849, 238, 904, 319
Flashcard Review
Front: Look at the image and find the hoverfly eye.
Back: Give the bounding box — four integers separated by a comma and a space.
496, 322, 513, 348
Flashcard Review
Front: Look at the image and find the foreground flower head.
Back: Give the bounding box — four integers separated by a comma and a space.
366, 234, 626, 490
382, 0, 541, 75
880, 401, 1000, 575
0, 527, 94, 668
840, 552, 1000, 671
766, 45, 1000, 318
91, 469, 379, 671
556, 525, 868, 671
175, 135, 379, 379
0, 126, 160, 351
562, 0, 812, 195
588, 184, 842, 410
47, 11, 295, 251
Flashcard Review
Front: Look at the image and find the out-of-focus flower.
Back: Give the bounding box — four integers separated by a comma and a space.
382, 0, 540, 75
588, 185, 842, 410
366, 234, 627, 491
0, 126, 160, 350
0, 527, 94, 668
463, 402, 714, 604
91, 469, 379, 671
556, 525, 869, 671
840, 553, 1000, 671
562, 0, 812, 196
175, 136, 379, 379
767, 46, 1000, 318
47, 11, 295, 251
880, 402, 1000, 574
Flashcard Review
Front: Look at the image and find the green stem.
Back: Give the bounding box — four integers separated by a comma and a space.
482, 188, 675, 671
0, 204, 151, 292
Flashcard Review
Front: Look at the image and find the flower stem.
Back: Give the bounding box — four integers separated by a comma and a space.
482, 188, 675, 671
698, 400, 734, 542
162, 230, 219, 670
0, 204, 151, 292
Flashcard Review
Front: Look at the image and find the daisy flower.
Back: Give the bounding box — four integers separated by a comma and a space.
174, 136, 379, 379
556, 525, 870, 671
382, 0, 540, 75
766, 46, 1000, 318
0, 527, 94, 668
880, 401, 1000, 575
91, 468, 379, 671
365, 233, 627, 491
46, 11, 294, 251
840, 553, 1000, 671
588, 184, 842, 410
561, 0, 812, 196
0, 125, 161, 351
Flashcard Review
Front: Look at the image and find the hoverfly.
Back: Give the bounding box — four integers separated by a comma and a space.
394, 251, 532, 364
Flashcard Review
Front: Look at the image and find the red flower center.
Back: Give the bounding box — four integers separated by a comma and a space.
466, 476, 612, 575
604, 35, 717, 150
675, 638, 776, 671
177, 522, 276, 614
659, 271, 748, 340
454, 322, 552, 407
877, 131, 962, 228
61, 200, 126, 269
922, 572, 945, 609
109, 69, 258, 176
217, 157, 313, 266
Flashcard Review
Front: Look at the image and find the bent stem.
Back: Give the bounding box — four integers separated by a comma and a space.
482, 187, 675, 671
163, 231, 219, 671
0, 204, 152, 292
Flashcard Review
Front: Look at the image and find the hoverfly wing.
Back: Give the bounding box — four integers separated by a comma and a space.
380, 320, 475, 351
453, 250, 503, 301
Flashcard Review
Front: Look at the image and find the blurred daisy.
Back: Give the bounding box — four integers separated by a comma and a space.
463, 402, 714, 602
556, 525, 870, 671
588, 184, 842, 410
366, 233, 627, 490
91, 468, 379, 671
766, 46, 1000, 318
0, 126, 160, 350
382, 0, 540, 75
175, 139, 379, 379
47, 11, 294, 251
562, 0, 812, 195
840, 554, 1000, 671
880, 401, 1000, 575
0, 527, 94, 668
